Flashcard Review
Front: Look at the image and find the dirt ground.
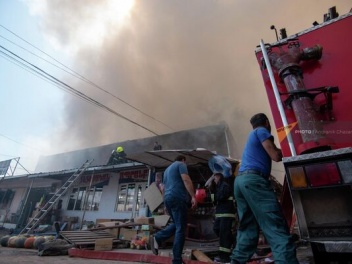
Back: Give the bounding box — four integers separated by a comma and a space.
0, 245, 315, 264
0, 227, 131, 264
0, 228, 314, 264
0, 246, 134, 264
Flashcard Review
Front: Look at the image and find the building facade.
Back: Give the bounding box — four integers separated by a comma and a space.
0, 123, 236, 233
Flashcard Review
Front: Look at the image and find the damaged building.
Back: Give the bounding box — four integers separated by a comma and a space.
0, 123, 238, 237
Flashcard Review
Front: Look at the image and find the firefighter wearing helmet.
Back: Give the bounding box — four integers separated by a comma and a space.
208, 173, 236, 263
107, 146, 128, 165
117, 146, 124, 152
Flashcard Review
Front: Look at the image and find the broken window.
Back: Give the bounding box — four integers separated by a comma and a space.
67, 186, 102, 211
115, 183, 146, 212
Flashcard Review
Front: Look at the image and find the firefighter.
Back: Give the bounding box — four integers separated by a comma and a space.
209, 172, 237, 263
107, 146, 127, 165
153, 141, 162, 150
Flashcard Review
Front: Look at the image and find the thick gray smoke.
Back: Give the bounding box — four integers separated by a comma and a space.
32, 0, 351, 179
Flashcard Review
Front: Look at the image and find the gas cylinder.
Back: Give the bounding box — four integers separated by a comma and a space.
195, 188, 207, 204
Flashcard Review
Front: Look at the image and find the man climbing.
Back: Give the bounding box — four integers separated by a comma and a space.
107, 146, 128, 165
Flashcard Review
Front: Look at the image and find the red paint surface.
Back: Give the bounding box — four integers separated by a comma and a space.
68, 248, 213, 264
256, 15, 352, 156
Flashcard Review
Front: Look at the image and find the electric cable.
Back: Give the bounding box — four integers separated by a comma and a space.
0, 45, 159, 136
0, 26, 173, 131
0, 132, 42, 153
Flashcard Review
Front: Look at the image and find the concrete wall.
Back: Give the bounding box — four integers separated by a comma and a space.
59, 171, 147, 225
9, 188, 26, 217
0, 188, 26, 224
0, 176, 61, 224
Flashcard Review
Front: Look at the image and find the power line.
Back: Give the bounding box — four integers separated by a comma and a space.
0, 25, 173, 131
0, 45, 159, 136
0, 153, 19, 158
0, 52, 76, 95
0, 132, 42, 153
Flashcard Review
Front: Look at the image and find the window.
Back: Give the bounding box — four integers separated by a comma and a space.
67, 187, 78, 210
116, 183, 146, 212
0, 189, 14, 210
117, 185, 127, 211
136, 185, 143, 211
86, 187, 102, 211
67, 186, 103, 211
126, 184, 135, 211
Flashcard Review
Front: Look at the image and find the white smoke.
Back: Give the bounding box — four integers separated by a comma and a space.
25, 0, 352, 180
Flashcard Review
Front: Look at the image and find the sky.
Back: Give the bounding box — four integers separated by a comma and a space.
0, 0, 351, 177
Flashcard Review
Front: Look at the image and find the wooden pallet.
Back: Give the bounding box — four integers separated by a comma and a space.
59, 230, 120, 248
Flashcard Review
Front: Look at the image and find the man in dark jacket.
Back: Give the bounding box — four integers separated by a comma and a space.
211, 173, 237, 263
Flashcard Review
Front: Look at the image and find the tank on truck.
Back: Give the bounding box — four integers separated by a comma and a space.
255, 6, 352, 263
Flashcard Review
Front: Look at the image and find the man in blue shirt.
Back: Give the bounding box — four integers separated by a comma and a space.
150, 155, 197, 264
230, 113, 298, 264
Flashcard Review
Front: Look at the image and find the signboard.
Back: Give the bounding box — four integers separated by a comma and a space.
119, 169, 149, 183
79, 173, 111, 187
0, 159, 11, 176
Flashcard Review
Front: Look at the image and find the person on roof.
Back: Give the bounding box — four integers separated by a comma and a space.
153, 141, 162, 150
107, 146, 128, 165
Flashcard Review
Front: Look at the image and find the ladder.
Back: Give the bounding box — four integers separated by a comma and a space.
19, 159, 93, 235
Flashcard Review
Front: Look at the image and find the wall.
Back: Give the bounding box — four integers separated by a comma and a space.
0, 176, 61, 224
0, 188, 25, 223
59, 171, 146, 225
9, 188, 26, 217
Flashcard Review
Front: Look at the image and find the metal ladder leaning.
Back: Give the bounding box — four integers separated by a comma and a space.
19, 159, 93, 235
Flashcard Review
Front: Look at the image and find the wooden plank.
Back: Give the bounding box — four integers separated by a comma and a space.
61, 234, 113, 237
74, 239, 120, 245
89, 222, 148, 231
63, 238, 119, 242
192, 250, 214, 263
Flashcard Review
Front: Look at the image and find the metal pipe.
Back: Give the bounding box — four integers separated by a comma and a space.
260, 39, 297, 156
267, 43, 332, 154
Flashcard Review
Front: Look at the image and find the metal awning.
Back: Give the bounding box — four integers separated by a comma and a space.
126, 149, 239, 169
26, 162, 146, 179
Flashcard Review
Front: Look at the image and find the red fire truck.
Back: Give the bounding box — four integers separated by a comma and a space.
255, 6, 352, 263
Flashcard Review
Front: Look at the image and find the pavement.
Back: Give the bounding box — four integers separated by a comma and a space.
0, 246, 122, 264
0, 228, 314, 264
0, 243, 315, 264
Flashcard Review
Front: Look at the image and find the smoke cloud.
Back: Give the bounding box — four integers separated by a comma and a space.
28, 0, 351, 179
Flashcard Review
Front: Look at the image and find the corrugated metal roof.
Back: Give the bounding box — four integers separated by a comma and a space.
28, 162, 146, 178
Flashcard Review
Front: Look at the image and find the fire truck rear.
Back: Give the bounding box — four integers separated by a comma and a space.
255, 6, 352, 263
